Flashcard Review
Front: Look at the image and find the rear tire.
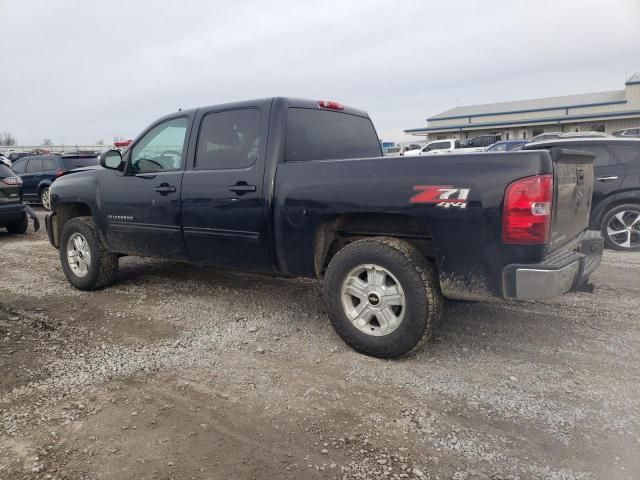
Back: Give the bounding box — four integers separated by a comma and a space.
5, 214, 28, 234
40, 186, 51, 211
323, 237, 442, 358
59, 217, 119, 290
601, 204, 640, 251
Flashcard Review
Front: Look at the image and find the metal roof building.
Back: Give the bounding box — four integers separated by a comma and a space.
405, 73, 640, 141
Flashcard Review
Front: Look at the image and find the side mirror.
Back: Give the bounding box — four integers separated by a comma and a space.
100, 149, 123, 170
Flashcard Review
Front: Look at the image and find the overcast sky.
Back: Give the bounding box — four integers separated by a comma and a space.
1, 0, 639, 146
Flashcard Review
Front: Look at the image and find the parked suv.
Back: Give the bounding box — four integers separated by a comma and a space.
525, 138, 640, 251
0, 164, 40, 233
10, 153, 99, 210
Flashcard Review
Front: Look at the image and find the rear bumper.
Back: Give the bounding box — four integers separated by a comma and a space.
0, 202, 40, 231
0, 202, 27, 225
502, 230, 603, 300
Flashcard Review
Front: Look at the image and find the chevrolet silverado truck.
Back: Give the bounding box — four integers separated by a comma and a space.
45, 97, 603, 358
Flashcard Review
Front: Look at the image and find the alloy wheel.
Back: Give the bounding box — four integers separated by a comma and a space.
341, 264, 406, 336
67, 232, 91, 277
606, 210, 640, 249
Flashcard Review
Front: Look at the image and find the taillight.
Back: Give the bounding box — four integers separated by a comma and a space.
1, 176, 22, 185
55, 168, 64, 177
502, 174, 553, 245
318, 100, 344, 111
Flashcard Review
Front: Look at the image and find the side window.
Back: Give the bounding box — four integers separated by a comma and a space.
195, 109, 261, 170
11, 159, 26, 174
43, 158, 57, 170
610, 145, 640, 164
428, 142, 449, 150
27, 158, 43, 172
130, 117, 188, 173
574, 146, 615, 167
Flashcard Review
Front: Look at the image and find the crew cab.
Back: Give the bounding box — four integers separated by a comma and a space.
45, 98, 603, 358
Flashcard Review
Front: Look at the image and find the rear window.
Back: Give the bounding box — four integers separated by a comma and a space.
285, 108, 381, 162
62, 156, 99, 170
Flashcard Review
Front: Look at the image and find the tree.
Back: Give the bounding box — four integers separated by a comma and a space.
42, 138, 53, 147
0, 131, 17, 146
96, 139, 105, 146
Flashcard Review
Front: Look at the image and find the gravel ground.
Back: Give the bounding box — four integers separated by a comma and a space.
1, 210, 639, 480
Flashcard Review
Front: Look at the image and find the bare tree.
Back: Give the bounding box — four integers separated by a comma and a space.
42, 138, 53, 147
0, 131, 17, 146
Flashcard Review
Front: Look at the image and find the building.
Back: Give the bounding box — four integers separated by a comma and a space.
405, 73, 640, 141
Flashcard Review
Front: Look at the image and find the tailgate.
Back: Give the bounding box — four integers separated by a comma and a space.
548, 148, 595, 252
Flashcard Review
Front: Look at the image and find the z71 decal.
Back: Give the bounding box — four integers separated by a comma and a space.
409, 185, 470, 209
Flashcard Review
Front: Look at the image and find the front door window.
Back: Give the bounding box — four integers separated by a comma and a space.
130, 117, 188, 173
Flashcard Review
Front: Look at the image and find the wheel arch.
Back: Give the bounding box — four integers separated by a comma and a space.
37, 180, 53, 195
50, 202, 95, 248
592, 192, 640, 229
314, 213, 434, 278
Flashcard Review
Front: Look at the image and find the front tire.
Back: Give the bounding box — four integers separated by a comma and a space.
59, 217, 119, 290
323, 237, 442, 358
601, 204, 640, 251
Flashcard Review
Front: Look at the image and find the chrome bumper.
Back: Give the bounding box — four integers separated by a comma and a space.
502, 230, 603, 300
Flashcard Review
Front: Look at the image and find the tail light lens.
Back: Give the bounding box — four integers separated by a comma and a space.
1, 176, 22, 185
318, 100, 344, 111
55, 168, 64, 177
503, 174, 553, 245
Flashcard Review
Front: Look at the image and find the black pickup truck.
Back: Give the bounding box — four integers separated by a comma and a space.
45, 97, 603, 358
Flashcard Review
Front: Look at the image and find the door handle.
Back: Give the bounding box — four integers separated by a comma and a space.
229, 182, 256, 195
154, 183, 177, 194
596, 176, 619, 182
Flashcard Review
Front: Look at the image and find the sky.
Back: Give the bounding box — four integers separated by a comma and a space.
0, 0, 639, 146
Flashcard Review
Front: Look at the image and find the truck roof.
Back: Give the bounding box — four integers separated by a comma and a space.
156, 97, 371, 123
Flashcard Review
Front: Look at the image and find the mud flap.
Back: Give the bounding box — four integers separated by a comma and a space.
24, 205, 40, 232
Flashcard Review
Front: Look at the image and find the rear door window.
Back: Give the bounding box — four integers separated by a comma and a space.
26, 158, 43, 172
42, 157, 58, 171
285, 108, 381, 162
195, 108, 261, 170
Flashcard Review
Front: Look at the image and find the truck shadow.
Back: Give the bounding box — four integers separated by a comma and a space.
113, 257, 588, 358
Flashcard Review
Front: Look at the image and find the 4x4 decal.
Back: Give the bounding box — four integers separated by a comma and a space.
410, 185, 470, 209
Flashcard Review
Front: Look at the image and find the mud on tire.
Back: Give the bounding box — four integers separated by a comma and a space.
59, 217, 119, 290
323, 237, 442, 358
